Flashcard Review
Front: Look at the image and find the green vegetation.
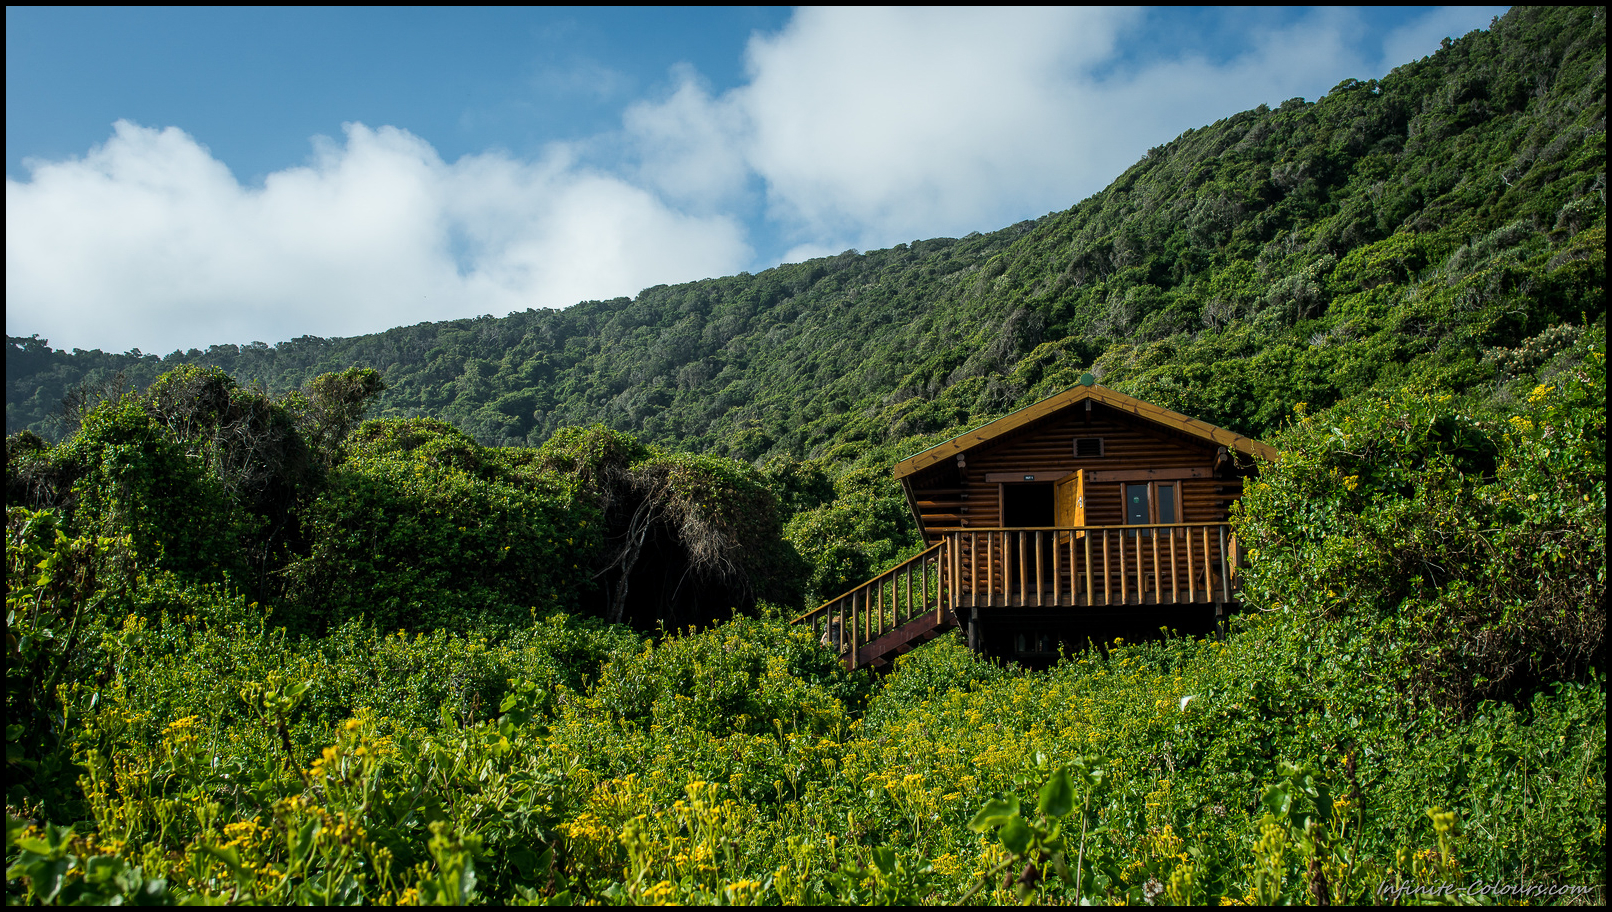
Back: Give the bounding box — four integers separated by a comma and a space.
6, 6, 1605, 905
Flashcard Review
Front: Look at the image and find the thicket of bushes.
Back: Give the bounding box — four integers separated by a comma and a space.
7, 329, 1602, 904
6, 6, 1605, 903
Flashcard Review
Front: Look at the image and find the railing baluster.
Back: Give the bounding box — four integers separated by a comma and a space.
968, 533, 977, 606
948, 537, 957, 621
1219, 525, 1231, 604
987, 532, 995, 606
1017, 531, 1026, 607
1186, 527, 1197, 603
868, 586, 876, 650
838, 592, 851, 657
1143, 527, 1150, 604
1228, 531, 1239, 589
1084, 528, 1093, 607
922, 550, 930, 620
1034, 531, 1044, 607
844, 592, 853, 660
1150, 524, 1161, 604
986, 528, 999, 609
986, 531, 999, 602
908, 560, 915, 623
1052, 528, 1061, 606
1167, 527, 1177, 604
1118, 527, 1128, 606
1067, 528, 1076, 606
1202, 525, 1214, 605
1095, 529, 1105, 605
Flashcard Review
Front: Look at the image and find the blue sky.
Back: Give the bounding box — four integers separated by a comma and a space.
7, 6, 1507, 354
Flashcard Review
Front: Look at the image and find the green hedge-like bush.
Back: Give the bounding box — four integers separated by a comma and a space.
283, 418, 601, 633
1235, 329, 1605, 712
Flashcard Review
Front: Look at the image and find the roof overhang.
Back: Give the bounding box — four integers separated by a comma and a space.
892, 381, 1278, 480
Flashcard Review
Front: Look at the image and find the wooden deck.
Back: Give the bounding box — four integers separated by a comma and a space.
792, 523, 1238, 669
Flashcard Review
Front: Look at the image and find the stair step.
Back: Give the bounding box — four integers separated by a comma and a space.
854, 611, 958, 669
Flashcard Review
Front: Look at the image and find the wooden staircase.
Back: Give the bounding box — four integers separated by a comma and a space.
791, 540, 957, 670
853, 609, 955, 670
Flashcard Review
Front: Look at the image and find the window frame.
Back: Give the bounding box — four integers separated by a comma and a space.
1124, 480, 1182, 536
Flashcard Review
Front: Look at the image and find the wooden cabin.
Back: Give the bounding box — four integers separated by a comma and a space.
793, 376, 1277, 669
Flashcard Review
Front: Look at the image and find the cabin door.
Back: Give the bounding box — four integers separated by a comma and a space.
1054, 470, 1084, 540
1001, 482, 1054, 600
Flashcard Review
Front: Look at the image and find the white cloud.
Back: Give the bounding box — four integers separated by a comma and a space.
734, 7, 1132, 243
623, 64, 751, 210
1378, 6, 1509, 75
623, 6, 1508, 254
6, 120, 751, 353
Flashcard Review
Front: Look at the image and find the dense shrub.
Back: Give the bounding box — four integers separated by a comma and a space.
283, 418, 600, 633
1235, 330, 1605, 712
48, 398, 246, 583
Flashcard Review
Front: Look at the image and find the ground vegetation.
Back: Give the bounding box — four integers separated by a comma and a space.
6, 6, 1605, 904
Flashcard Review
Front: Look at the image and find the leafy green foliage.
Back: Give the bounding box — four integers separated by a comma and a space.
8, 591, 1599, 905
786, 458, 923, 604
5, 509, 135, 818
1235, 329, 1605, 711
49, 398, 246, 584
283, 418, 599, 634
3, 8, 1606, 905
535, 424, 807, 624
280, 366, 386, 467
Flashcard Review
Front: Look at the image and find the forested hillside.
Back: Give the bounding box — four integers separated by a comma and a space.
7, 6, 1605, 906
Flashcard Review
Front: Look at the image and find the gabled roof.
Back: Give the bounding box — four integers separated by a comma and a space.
892, 380, 1278, 479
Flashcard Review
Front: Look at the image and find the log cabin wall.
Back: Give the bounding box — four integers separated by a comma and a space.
906, 400, 1246, 538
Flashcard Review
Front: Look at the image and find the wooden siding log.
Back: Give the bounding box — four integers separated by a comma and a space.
984, 471, 1072, 482
1085, 467, 1214, 483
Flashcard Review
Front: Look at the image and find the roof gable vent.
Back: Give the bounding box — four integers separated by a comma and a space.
1073, 437, 1104, 458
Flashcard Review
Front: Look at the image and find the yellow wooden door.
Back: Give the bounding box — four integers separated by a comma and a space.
1055, 471, 1084, 540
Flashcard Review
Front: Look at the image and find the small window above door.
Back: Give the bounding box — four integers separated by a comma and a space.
1073, 437, 1104, 458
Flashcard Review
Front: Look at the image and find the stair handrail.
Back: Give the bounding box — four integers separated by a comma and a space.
790, 539, 952, 665
789, 539, 949, 626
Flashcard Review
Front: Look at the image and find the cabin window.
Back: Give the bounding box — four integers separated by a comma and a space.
1073, 437, 1104, 458
1124, 481, 1180, 535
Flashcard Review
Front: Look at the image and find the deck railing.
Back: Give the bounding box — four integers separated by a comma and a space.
943, 524, 1236, 608
791, 523, 1239, 668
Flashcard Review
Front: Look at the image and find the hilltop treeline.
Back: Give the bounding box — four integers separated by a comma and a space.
5, 6, 1606, 905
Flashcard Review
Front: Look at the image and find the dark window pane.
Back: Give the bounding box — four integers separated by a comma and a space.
1158, 484, 1177, 524
1126, 484, 1150, 525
